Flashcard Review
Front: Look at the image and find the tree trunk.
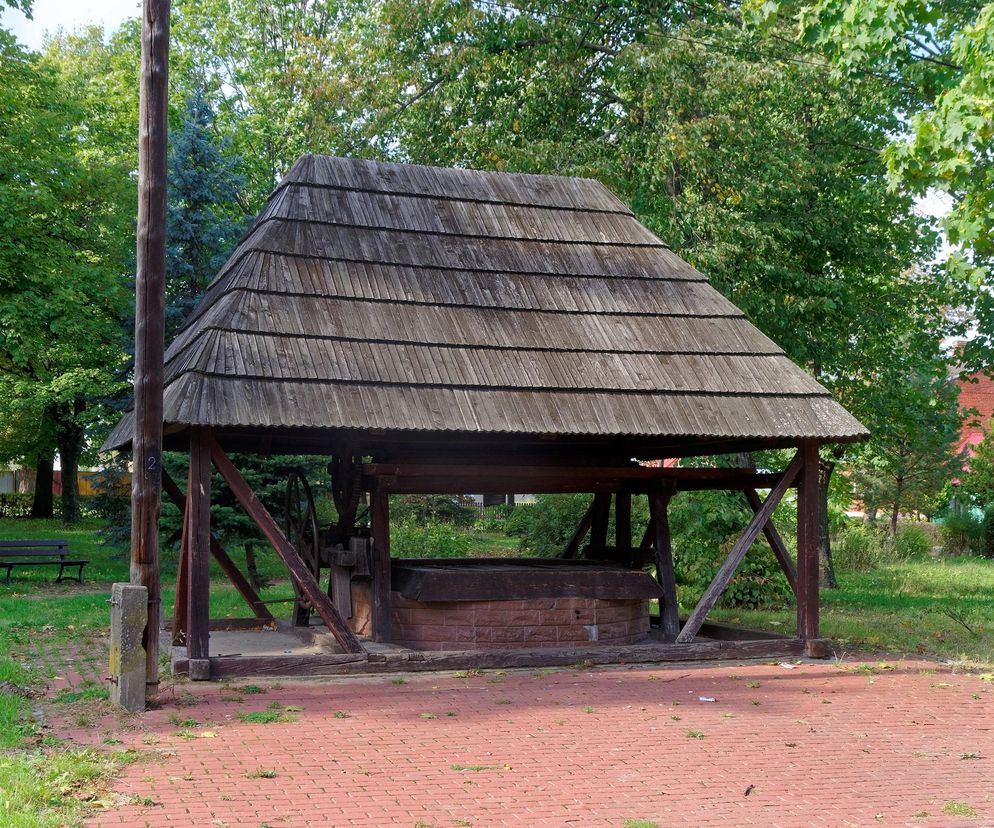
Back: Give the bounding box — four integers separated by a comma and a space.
818, 460, 839, 589
245, 541, 261, 592
55, 400, 85, 524
31, 450, 55, 519
890, 476, 903, 536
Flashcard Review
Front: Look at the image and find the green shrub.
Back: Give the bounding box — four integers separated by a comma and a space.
894, 524, 931, 560
982, 505, 994, 559
669, 490, 791, 609
941, 508, 984, 555
391, 495, 477, 526
0, 494, 33, 519
834, 523, 887, 571
504, 493, 596, 556
391, 520, 472, 558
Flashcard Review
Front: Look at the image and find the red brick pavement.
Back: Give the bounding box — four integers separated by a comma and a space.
57, 658, 994, 827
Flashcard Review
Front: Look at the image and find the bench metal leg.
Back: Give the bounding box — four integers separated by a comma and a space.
3, 565, 10, 585
54, 564, 85, 585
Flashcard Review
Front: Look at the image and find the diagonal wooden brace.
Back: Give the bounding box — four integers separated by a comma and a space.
676, 451, 804, 643
208, 436, 365, 654
561, 499, 596, 558
162, 468, 275, 622
743, 488, 798, 595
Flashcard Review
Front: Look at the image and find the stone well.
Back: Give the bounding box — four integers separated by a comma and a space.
348, 559, 659, 652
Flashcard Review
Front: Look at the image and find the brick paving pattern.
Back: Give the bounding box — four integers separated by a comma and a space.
55, 658, 994, 827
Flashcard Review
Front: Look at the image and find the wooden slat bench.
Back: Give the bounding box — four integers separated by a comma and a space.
0, 540, 88, 585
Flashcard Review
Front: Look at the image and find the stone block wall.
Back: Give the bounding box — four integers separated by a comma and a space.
356, 593, 650, 651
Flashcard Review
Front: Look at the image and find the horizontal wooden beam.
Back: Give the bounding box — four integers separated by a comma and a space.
165, 425, 832, 462
392, 563, 664, 602
362, 463, 790, 495
164, 617, 277, 632
172, 636, 821, 678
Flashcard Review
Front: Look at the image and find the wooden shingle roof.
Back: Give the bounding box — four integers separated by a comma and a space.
104, 154, 867, 452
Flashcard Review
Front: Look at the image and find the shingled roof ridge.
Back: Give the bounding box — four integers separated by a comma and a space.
285, 153, 634, 214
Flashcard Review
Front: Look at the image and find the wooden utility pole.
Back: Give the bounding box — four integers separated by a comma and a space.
131, 0, 170, 701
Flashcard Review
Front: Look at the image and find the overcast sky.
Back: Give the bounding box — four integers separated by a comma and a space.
2, 0, 137, 50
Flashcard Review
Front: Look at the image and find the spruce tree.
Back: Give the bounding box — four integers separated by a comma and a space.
166, 91, 246, 339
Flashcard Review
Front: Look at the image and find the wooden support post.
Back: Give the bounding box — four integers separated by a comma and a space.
561, 500, 595, 559
590, 493, 611, 549
676, 451, 804, 644
130, 0, 170, 702
615, 493, 631, 551
208, 436, 364, 654
370, 488, 392, 643
162, 469, 274, 621
649, 489, 679, 640
796, 441, 820, 641
743, 488, 798, 594
171, 484, 190, 646
186, 428, 211, 673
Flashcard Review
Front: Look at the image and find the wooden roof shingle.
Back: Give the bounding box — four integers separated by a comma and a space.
104, 155, 867, 452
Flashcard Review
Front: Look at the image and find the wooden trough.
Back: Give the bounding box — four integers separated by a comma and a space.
104, 155, 866, 679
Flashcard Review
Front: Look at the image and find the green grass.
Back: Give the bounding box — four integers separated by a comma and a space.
0, 748, 140, 827
943, 801, 976, 817
237, 709, 297, 724
710, 555, 994, 664
463, 531, 520, 557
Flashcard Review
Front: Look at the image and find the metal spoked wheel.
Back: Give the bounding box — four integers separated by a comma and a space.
284, 471, 321, 625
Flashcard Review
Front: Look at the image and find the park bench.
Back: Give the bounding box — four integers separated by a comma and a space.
0, 540, 88, 585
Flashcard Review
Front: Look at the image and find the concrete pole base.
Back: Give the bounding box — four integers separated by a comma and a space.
109, 583, 148, 711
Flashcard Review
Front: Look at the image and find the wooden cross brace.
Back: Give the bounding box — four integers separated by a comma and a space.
209, 436, 365, 654
675, 451, 804, 643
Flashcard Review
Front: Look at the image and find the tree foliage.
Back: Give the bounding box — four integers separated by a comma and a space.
851, 370, 964, 531
744, 0, 993, 358
0, 28, 132, 522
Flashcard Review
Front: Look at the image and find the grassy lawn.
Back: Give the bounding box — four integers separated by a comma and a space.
0, 518, 295, 827
710, 555, 994, 664
464, 529, 520, 557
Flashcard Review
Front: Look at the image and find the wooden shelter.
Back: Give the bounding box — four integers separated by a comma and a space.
105, 155, 866, 678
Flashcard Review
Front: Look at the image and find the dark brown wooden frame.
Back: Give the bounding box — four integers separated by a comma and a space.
173, 439, 825, 678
